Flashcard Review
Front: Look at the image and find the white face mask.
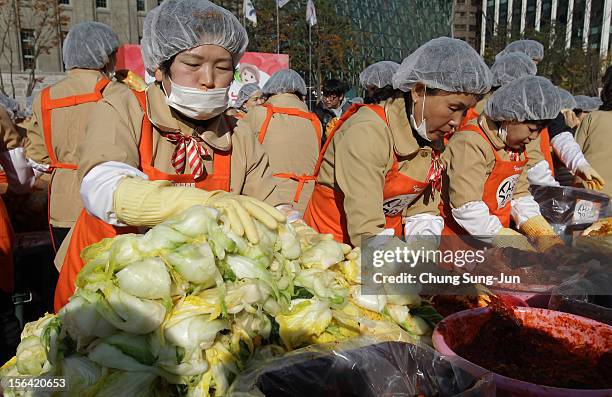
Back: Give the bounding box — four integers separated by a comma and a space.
410, 91, 430, 142
164, 78, 229, 120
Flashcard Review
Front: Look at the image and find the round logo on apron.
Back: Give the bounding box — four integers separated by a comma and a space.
496, 174, 520, 209
383, 194, 419, 216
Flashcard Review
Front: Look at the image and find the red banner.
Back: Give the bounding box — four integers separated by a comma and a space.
115, 44, 145, 78
229, 52, 290, 105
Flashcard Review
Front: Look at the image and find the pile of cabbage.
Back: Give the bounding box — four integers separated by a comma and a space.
1, 205, 440, 396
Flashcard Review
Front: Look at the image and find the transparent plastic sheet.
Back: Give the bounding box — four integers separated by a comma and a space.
548, 273, 612, 326
227, 338, 495, 397
529, 184, 610, 243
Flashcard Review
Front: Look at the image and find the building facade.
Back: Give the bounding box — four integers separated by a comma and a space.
468, 0, 612, 57
453, 0, 483, 50
0, 0, 160, 101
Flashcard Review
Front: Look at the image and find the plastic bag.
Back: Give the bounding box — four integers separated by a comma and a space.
529, 185, 610, 243
227, 338, 495, 397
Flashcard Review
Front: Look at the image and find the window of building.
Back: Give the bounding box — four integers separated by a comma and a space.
59, 0, 70, 4
457, 0, 465, 4
469, 24, 478, 31
20, 29, 35, 70
96, 0, 107, 8
137, 0, 145, 11
455, 24, 467, 30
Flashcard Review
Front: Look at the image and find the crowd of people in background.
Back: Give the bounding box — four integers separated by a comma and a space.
0, 0, 611, 364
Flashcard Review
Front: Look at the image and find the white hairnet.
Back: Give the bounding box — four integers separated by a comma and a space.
496, 39, 545, 62
359, 61, 400, 89
0, 92, 27, 121
484, 76, 561, 122
557, 87, 577, 110
141, 0, 248, 75
490, 52, 537, 87
62, 22, 119, 70
573, 95, 602, 111
235, 83, 261, 108
392, 37, 492, 94
262, 69, 307, 96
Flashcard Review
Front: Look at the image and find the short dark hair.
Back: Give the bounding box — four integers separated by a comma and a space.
322, 79, 347, 97
159, 54, 177, 78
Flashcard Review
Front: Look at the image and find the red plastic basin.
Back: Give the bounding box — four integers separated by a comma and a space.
432, 307, 612, 397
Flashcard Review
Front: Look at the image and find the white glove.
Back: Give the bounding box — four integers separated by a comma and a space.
527, 160, 560, 187
550, 131, 589, 174
81, 161, 149, 226
451, 201, 503, 244
276, 204, 301, 223
403, 213, 443, 247
510, 195, 542, 229
0, 148, 36, 194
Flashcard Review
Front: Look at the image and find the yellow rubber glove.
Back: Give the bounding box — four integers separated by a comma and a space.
113, 177, 215, 227
113, 178, 286, 244
206, 193, 286, 244
576, 164, 606, 191
519, 215, 565, 251
492, 227, 537, 252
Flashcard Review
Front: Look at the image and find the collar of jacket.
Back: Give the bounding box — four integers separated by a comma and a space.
384, 96, 423, 157
65, 68, 108, 83
267, 93, 309, 110
477, 113, 506, 150
144, 82, 232, 151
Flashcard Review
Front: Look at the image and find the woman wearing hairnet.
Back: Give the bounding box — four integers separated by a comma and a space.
457, 52, 537, 134
359, 61, 400, 104
304, 37, 491, 246
25, 22, 119, 251
526, 87, 605, 190
244, 69, 322, 213
573, 95, 603, 123
55, 0, 287, 311
233, 83, 264, 118
495, 39, 545, 65
442, 76, 565, 252
575, 67, 612, 196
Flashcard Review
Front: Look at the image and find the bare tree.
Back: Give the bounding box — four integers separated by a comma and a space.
20, 0, 68, 96
0, 0, 20, 97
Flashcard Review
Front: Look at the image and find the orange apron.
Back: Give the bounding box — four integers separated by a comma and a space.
258, 103, 322, 203
41, 78, 111, 251
54, 90, 231, 312
0, 197, 14, 294
303, 104, 431, 245
442, 122, 528, 237
539, 127, 555, 176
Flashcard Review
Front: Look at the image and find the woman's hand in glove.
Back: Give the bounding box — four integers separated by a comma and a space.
205, 192, 286, 244
576, 164, 606, 191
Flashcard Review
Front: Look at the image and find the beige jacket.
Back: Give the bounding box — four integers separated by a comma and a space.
25, 69, 113, 228
317, 96, 440, 246
0, 107, 23, 152
244, 93, 321, 213
442, 115, 530, 209
575, 110, 612, 197
78, 82, 282, 204
525, 133, 547, 170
